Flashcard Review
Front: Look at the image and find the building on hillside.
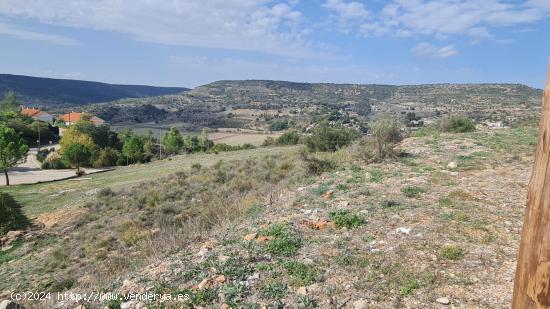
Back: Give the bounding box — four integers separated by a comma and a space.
20, 107, 54, 123
58, 112, 106, 126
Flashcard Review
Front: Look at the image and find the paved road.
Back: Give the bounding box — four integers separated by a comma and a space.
0, 147, 111, 186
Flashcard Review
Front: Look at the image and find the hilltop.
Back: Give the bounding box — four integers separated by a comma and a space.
85, 80, 542, 130
0, 74, 189, 107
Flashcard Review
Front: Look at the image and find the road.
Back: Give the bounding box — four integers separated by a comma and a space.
0, 147, 110, 186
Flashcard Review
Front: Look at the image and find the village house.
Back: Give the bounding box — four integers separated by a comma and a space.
20, 107, 54, 123
58, 112, 106, 126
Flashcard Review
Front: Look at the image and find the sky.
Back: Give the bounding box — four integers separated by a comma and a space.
0, 0, 549, 88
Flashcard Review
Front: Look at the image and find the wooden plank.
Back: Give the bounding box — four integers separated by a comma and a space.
512, 66, 550, 308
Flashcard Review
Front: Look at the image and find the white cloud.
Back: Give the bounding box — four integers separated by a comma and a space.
323, 0, 370, 21
411, 42, 459, 59
0, 0, 311, 57
322, 0, 370, 33
0, 20, 77, 45
357, 0, 550, 39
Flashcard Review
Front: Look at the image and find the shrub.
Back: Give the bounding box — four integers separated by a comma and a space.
36, 148, 52, 162
306, 122, 359, 152
329, 210, 365, 229
299, 149, 336, 176
0, 192, 30, 235
438, 115, 476, 133
41, 151, 70, 169
93, 148, 120, 167
356, 119, 404, 163
269, 120, 289, 131
276, 132, 301, 145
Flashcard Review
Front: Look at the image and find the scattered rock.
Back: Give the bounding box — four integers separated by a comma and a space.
197, 247, 209, 257
255, 236, 272, 242
73, 305, 86, 309
296, 286, 307, 296
214, 275, 226, 283
243, 233, 257, 241
338, 200, 350, 207
302, 220, 335, 231
0, 300, 23, 309
322, 190, 334, 200
450, 171, 459, 176
396, 227, 412, 235
120, 301, 146, 309
436, 297, 450, 305
198, 278, 213, 290
447, 162, 457, 170
352, 298, 368, 309
218, 255, 230, 263
220, 304, 230, 309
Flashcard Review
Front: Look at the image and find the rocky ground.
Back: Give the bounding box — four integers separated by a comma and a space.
0, 127, 537, 308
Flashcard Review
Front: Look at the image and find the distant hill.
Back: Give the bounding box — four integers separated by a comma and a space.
87, 80, 543, 129
0, 74, 189, 107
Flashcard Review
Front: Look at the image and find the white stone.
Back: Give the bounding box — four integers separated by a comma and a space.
396, 227, 412, 235
447, 162, 457, 170
436, 297, 450, 305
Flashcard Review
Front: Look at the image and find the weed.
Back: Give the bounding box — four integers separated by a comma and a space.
381, 200, 401, 209
401, 186, 428, 198
298, 295, 319, 308
283, 261, 317, 286
440, 245, 465, 260
261, 223, 302, 256
369, 169, 385, 183
261, 281, 288, 299
222, 283, 248, 307
0, 239, 22, 264
329, 210, 365, 229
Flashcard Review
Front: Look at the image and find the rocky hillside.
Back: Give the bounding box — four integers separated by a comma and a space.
0, 126, 537, 308
86, 81, 542, 128
0, 74, 189, 107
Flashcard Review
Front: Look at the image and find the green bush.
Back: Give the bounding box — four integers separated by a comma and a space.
329, 210, 365, 229
269, 120, 289, 131
93, 147, 120, 167
0, 192, 30, 235
438, 115, 476, 133
306, 122, 359, 152
276, 132, 301, 145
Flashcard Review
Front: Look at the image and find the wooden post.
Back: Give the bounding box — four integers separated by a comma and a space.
512, 66, 550, 308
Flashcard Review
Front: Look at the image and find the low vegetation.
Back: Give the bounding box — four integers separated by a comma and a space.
438, 114, 476, 133
0, 193, 29, 235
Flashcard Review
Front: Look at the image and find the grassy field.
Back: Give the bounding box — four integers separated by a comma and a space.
1, 146, 297, 218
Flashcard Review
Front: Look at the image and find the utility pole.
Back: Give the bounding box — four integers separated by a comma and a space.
36, 122, 41, 152
158, 128, 164, 160
512, 66, 550, 308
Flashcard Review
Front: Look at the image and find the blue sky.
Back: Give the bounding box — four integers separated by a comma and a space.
0, 0, 549, 88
